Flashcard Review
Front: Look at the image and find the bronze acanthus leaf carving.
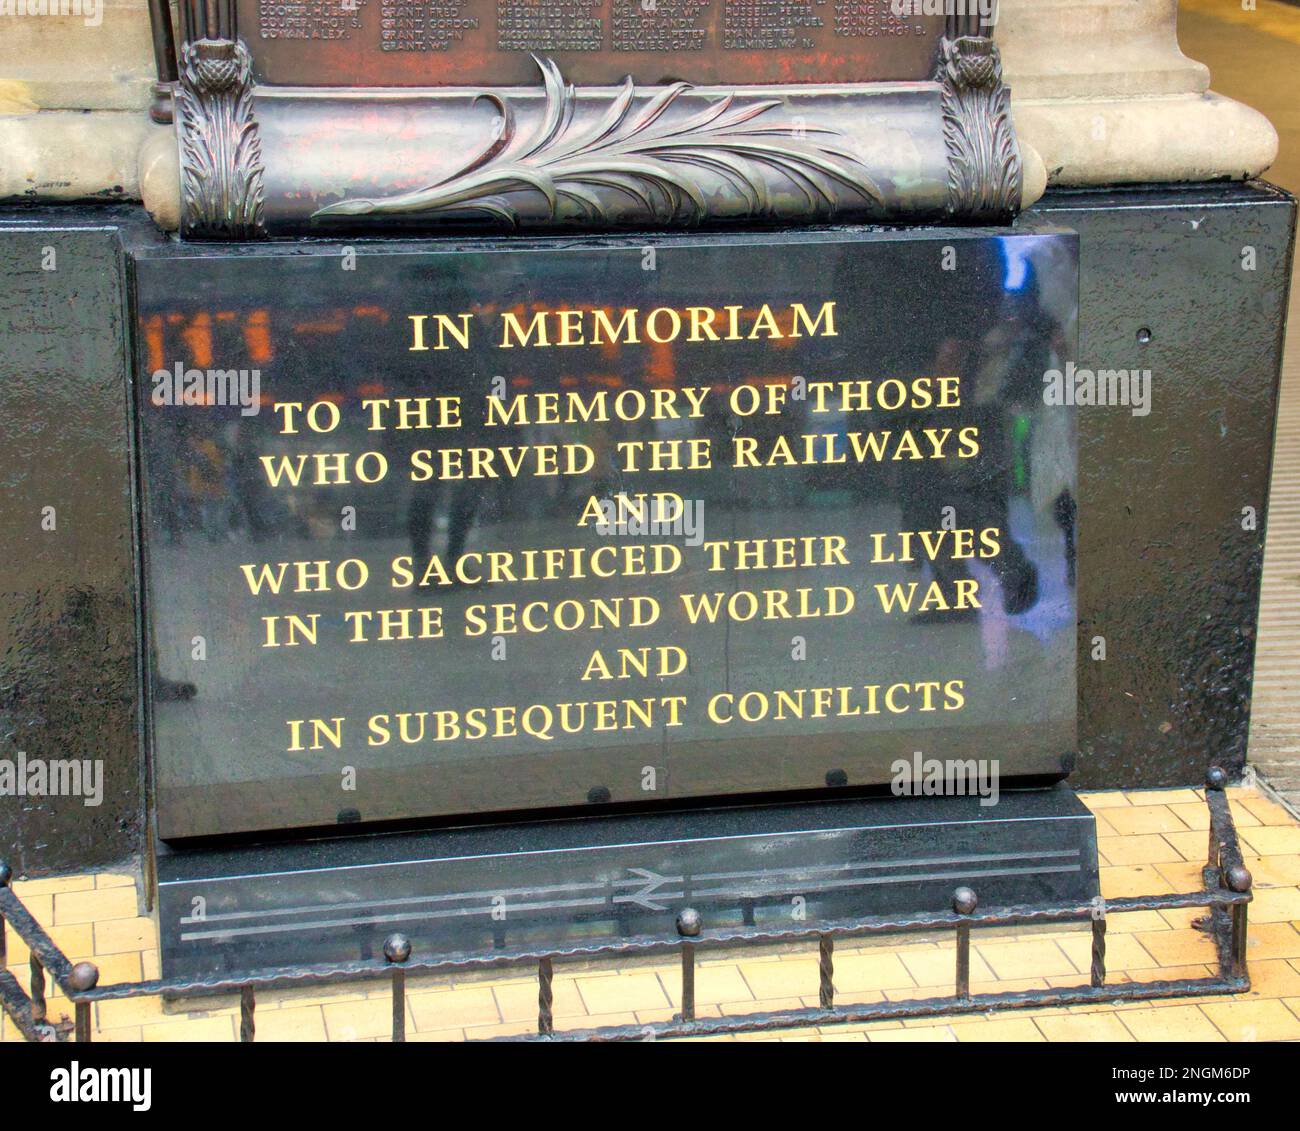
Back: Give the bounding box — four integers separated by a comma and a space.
935, 35, 1022, 222
176, 38, 267, 240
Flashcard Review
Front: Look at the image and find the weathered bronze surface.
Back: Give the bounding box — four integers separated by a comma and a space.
237, 0, 945, 88
307, 57, 891, 229
176, 38, 267, 239
158, 1, 1020, 235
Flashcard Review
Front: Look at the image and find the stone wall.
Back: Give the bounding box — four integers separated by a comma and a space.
0, 0, 159, 201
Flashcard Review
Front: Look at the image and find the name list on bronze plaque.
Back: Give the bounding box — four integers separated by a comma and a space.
241, 0, 942, 86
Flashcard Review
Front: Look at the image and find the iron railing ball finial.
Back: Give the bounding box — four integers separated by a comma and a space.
383, 933, 411, 964
69, 962, 99, 992
953, 887, 978, 915
0, 861, 11, 886
1226, 864, 1253, 894
676, 908, 702, 938
1206, 766, 1228, 791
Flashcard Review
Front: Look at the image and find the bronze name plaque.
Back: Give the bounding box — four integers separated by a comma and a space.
239, 0, 944, 87
164, 0, 1018, 235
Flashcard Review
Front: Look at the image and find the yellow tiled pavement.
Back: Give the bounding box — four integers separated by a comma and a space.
3, 785, 1300, 1043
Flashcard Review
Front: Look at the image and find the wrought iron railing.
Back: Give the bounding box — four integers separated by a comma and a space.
0, 769, 1253, 1043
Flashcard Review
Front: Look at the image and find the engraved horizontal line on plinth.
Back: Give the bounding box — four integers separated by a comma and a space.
174, 855, 1084, 943
179, 866, 1087, 944
163, 848, 1085, 924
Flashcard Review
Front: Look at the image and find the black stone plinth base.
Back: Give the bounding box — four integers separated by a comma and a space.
157, 786, 1098, 980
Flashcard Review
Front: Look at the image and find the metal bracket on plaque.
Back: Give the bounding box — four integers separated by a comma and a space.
154, 0, 1022, 238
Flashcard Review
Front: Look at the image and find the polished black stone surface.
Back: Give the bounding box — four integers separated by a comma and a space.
1048, 185, 1297, 787
132, 228, 1079, 839
156, 785, 1099, 978
0, 183, 1292, 875
0, 209, 161, 875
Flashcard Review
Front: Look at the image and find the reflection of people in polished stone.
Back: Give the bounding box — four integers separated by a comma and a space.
834, 237, 1065, 622
403, 382, 494, 576
405, 407, 491, 571
146, 410, 191, 544
398, 272, 502, 576
408, 479, 482, 568
924, 341, 1058, 615
906, 337, 1042, 622
194, 434, 232, 540
407, 486, 433, 561
228, 419, 281, 541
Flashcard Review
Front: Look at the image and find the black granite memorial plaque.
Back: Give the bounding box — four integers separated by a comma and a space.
134, 226, 1078, 842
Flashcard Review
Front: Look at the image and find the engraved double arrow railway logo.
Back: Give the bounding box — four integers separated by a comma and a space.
613, 868, 681, 912
174, 850, 1082, 943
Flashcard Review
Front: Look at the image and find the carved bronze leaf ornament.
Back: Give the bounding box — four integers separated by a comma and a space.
312, 56, 887, 228
936, 35, 1021, 221
175, 38, 266, 240
168, 14, 1023, 237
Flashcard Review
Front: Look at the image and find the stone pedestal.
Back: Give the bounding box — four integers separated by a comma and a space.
1000, 0, 1278, 186
0, 0, 163, 201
